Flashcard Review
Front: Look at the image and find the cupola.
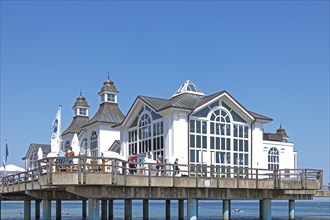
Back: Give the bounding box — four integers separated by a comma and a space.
172, 80, 205, 97
276, 124, 289, 142
73, 91, 90, 117
98, 76, 119, 104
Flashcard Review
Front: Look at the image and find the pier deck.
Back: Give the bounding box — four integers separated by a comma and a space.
0, 156, 324, 219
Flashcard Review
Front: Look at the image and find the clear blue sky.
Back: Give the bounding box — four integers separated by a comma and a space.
1, 1, 329, 184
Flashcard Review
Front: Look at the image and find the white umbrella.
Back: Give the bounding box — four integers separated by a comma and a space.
37, 147, 43, 160
71, 133, 79, 156
0, 164, 26, 176
101, 151, 126, 161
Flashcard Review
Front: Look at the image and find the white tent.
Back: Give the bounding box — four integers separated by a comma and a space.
0, 164, 25, 176
101, 151, 126, 161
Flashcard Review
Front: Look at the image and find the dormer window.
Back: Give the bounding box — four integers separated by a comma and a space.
79, 108, 87, 116
107, 93, 116, 102
100, 93, 117, 103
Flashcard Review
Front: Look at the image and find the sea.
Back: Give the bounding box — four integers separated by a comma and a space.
1, 197, 329, 220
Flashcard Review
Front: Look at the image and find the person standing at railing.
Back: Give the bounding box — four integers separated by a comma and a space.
65, 147, 75, 171
174, 158, 180, 175
156, 155, 162, 176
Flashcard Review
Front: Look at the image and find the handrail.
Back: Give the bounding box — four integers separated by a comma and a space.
0, 156, 323, 191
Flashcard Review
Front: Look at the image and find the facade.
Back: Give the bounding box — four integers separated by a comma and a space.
23, 143, 51, 170
50, 78, 296, 173
116, 80, 297, 172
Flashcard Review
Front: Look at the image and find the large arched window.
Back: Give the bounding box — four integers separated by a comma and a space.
128, 106, 164, 160
268, 147, 279, 170
189, 100, 250, 177
90, 131, 98, 157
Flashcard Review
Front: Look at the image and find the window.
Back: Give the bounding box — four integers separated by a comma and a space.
80, 138, 88, 154
268, 147, 279, 170
79, 108, 87, 116
64, 140, 70, 151
107, 93, 116, 102
128, 106, 164, 160
90, 131, 98, 158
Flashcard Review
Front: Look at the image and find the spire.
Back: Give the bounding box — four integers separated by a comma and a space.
172, 80, 205, 97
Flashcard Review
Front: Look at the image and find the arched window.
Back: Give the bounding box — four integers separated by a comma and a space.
90, 131, 98, 157
128, 106, 164, 160
64, 140, 70, 151
80, 138, 88, 155
268, 147, 279, 170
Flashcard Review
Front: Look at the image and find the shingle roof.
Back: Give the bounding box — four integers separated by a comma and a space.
139, 91, 272, 122
84, 102, 125, 127
22, 143, 51, 160
62, 116, 89, 136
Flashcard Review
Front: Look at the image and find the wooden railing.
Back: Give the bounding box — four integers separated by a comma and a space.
0, 156, 323, 191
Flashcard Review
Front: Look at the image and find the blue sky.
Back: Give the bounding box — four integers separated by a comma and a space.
1, 1, 329, 184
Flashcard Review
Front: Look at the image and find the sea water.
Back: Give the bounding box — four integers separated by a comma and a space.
1, 197, 329, 219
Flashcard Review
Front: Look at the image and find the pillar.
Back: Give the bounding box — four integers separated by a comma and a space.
0, 200, 1, 220
259, 199, 263, 219
35, 200, 41, 219
88, 199, 100, 220
101, 200, 107, 219
178, 199, 184, 220
289, 200, 295, 220
56, 200, 61, 220
260, 199, 272, 220
143, 199, 149, 220
42, 200, 52, 220
222, 200, 230, 220
82, 200, 87, 219
124, 199, 132, 220
108, 199, 113, 220
166, 200, 171, 220
187, 198, 198, 220
24, 200, 31, 220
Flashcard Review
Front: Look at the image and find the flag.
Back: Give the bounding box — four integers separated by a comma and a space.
51, 106, 62, 153
3, 141, 9, 169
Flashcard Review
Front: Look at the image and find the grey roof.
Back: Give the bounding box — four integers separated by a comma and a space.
73, 92, 90, 108
22, 143, 51, 160
62, 115, 89, 136
84, 102, 125, 127
139, 91, 272, 122
98, 79, 119, 94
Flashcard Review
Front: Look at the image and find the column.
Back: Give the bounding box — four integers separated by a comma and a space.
289, 200, 295, 220
259, 200, 263, 219
178, 199, 184, 220
108, 199, 113, 220
124, 199, 132, 220
24, 200, 31, 220
222, 200, 230, 220
35, 200, 41, 219
82, 200, 87, 219
143, 199, 149, 220
187, 198, 198, 220
42, 200, 52, 220
166, 200, 171, 220
101, 200, 107, 219
88, 199, 100, 220
56, 200, 61, 220
260, 199, 272, 220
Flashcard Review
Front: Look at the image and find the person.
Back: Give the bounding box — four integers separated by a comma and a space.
174, 158, 180, 175
128, 157, 137, 175
156, 155, 161, 176
65, 147, 75, 171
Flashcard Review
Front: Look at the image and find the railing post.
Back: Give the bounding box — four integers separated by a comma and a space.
148, 164, 151, 187
217, 166, 220, 188
256, 169, 259, 189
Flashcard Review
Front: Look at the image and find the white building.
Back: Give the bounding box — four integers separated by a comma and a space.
116, 80, 297, 173
57, 78, 297, 173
